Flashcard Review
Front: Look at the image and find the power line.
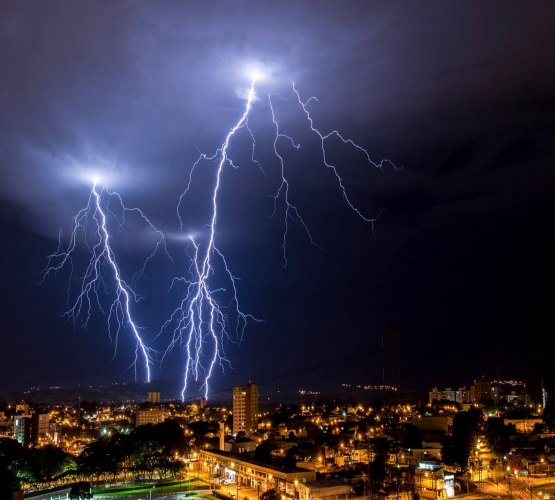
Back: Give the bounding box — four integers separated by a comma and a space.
197, 347, 384, 400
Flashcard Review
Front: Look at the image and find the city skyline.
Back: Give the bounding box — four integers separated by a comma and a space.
0, 2, 554, 396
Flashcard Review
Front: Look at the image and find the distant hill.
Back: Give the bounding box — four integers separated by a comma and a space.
0, 379, 183, 404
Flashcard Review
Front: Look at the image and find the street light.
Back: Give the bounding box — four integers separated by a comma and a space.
541, 457, 551, 482
229, 462, 239, 498
230, 463, 239, 499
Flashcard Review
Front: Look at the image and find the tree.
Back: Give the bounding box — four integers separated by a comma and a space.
70, 481, 92, 499
261, 489, 282, 500
26, 445, 77, 483
254, 440, 277, 463
187, 420, 210, 437
544, 399, 555, 428
369, 454, 387, 491
271, 405, 300, 426
532, 422, 546, 434
79, 420, 186, 481
400, 424, 422, 450
128, 420, 186, 479
484, 417, 511, 458
79, 434, 129, 480
281, 446, 299, 471
286, 431, 297, 443
296, 441, 318, 460
441, 409, 483, 471
0, 438, 25, 498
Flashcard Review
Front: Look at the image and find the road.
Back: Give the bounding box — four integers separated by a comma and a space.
474, 476, 555, 500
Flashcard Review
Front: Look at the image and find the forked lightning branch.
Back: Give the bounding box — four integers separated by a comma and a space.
44, 68, 395, 400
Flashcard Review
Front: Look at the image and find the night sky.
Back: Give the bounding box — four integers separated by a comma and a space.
1, 1, 554, 400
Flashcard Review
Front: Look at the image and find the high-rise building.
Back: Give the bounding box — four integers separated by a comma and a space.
15, 412, 50, 446
470, 378, 499, 404
148, 390, 161, 404
232, 383, 259, 435
31, 412, 50, 444
429, 387, 469, 405
14, 416, 32, 447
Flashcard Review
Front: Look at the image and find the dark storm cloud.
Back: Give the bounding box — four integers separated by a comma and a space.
1, 1, 552, 236
1, 1, 554, 393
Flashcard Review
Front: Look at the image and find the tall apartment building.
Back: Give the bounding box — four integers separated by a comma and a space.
148, 390, 161, 404
14, 415, 32, 447
429, 387, 470, 405
470, 378, 499, 404
14, 413, 50, 446
31, 412, 50, 444
232, 383, 259, 435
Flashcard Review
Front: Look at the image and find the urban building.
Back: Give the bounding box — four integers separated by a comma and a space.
147, 390, 161, 404
415, 462, 455, 498
428, 387, 469, 405
232, 383, 259, 434
135, 407, 165, 427
470, 378, 499, 404
430, 379, 531, 407
15, 401, 29, 415
14, 415, 32, 447
298, 479, 354, 500
31, 412, 49, 444
497, 380, 529, 405
504, 418, 543, 434
412, 415, 453, 433
199, 449, 316, 495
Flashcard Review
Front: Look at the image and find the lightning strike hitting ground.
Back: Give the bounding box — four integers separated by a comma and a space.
163, 79, 261, 401
42, 182, 169, 382
166, 76, 395, 400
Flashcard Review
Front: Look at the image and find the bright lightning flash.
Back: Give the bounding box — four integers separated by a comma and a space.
42, 182, 170, 382
163, 80, 261, 401
166, 75, 396, 401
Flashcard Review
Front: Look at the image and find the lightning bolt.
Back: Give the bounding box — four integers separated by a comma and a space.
263, 82, 399, 265
41, 68, 395, 397
268, 94, 318, 267
162, 80, 261, 401
290, 82, 398, 224
42, 182, 170, 382
165, 76, 396, 401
